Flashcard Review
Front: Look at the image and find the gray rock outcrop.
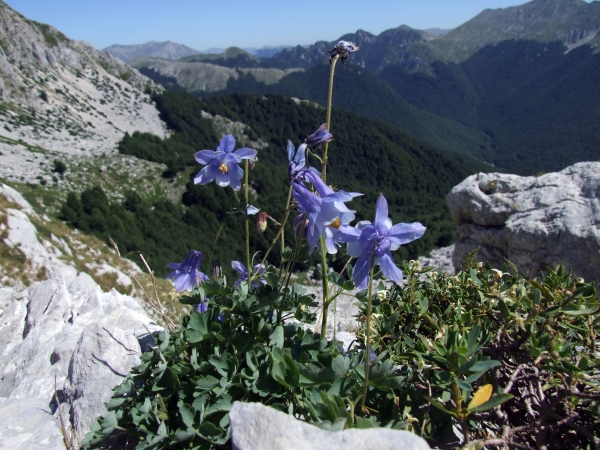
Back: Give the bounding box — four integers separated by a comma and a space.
447, 162, 600, 281
0, 273, 162, 448
229, 401, 431, 450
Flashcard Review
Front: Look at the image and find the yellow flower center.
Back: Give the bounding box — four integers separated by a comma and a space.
219, 163, 228, 174
330, 218, 341, 229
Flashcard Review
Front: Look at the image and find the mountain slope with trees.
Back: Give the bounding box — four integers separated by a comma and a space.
62, 90, 486, 277
130, 0, 600, 175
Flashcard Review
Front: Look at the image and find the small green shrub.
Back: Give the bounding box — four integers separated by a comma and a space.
52, 159, 67, 175
82, 263, 599, 449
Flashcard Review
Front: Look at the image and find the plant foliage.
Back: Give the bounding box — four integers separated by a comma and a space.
83, 263, 599, 449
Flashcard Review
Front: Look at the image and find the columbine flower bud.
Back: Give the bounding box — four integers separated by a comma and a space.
256, 212, 268, 234
212, 259, 222, 280
304, 124, 333, 150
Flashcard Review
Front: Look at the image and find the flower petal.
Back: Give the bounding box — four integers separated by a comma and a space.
246, 205, 260, 215
379, 252, 403, 285
374, 194, 388, 228
235, 147, 257, 159
228, 161, 244, 180
229, 178, 241, 191
195, 150, 216, 165
387, 222, 427, 245
231, 260, 246, 276
353, 252, 372, 290
219, 135, 236, 153
174, 273, 195, 292
194, 165, 217, 185
216, 169, 231, 187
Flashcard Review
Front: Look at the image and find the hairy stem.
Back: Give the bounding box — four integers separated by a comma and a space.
361, 253, 376, 410
282, 185, 292, 255
319, 237, 331, 338
321, 55, 338, 184
244, 159, 251, 280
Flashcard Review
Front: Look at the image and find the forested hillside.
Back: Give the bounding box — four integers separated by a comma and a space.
379, 40, 600, 173
61, 90, 485, 277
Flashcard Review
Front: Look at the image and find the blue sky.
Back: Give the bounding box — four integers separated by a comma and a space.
5, 0, 596, 51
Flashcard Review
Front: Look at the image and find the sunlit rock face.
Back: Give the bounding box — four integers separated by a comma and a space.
447, 162, 600, 281
0, 1, 167, 184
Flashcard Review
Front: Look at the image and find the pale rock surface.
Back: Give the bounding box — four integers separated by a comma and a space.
0, 397, 65, 450
418, 245, 455, 274
0, 183, 162, 446
229, 402, 431, 450
0, 273, 162, 446
447, 162, 600, 281
0, 2, 168, 185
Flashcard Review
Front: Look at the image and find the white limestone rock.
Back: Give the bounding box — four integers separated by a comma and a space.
229, 402, 431, 450
0, 397, 65, 450
0, 274, 162, 444
447, 162, 600, 280
418, 245, 455, 274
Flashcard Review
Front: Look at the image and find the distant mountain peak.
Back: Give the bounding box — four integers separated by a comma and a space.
104, 41, 201, 62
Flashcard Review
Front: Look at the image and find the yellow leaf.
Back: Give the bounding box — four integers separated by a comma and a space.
467, 384, 493, 410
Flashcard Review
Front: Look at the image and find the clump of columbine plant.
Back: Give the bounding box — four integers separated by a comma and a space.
83, 35, 438, 450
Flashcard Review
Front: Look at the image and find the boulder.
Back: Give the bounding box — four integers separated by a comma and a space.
0, 273, 162, 446
229, 402, 431, 450
447, 162, 600, 280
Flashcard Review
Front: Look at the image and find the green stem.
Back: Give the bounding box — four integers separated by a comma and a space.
319, 237, 331, 339
361, 252, 376, 410
321, 55, 338, 184
244, 159, 251, 280
282, 185, 292, 256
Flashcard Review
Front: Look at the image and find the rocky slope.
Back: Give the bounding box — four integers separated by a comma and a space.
427, 0, 600, 64
0, 1, 167, 184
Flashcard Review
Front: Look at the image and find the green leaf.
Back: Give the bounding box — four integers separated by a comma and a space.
179, 403, 196, 429
331, 355, 350, 379
355, 416, 375, 428
467, 324, 481, 354
578, 356, 589, 370
270, 325, 284, 349
196, 375, 220, 390
423, 396, 457, 418
468, 393, 513, 413
562, 308, 597, 315
187, 312, 209, 343
105, 397, 126, 410
470, 268, 482, 286
198, 421, 223, 439
469, 360, 501, 372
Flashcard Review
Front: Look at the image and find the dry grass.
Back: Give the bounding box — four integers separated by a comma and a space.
0, 181, 190, 328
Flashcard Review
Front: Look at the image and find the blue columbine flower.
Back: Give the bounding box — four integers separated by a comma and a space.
293, 169, 362, 254
287, 140, 307, 181
340, 194, 426, 290
327, 40, 359, 67
304, 124, 333, 150
164, 250, 209, 292
194, 135, 257, 191
231, 261, 267, 289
